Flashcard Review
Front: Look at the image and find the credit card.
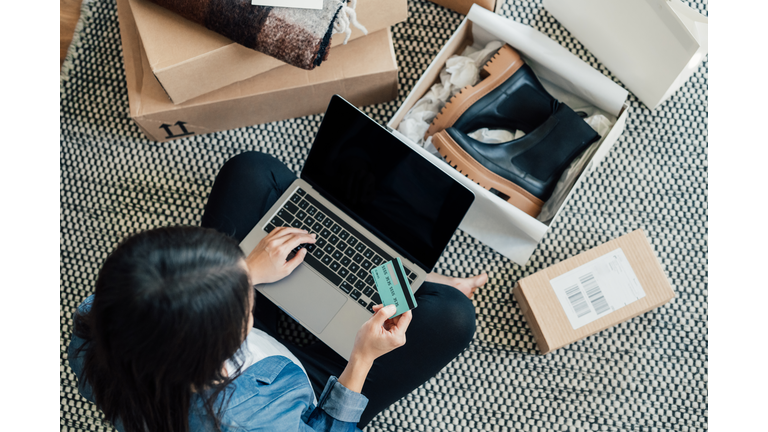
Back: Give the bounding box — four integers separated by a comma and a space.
371, 258, 417, 317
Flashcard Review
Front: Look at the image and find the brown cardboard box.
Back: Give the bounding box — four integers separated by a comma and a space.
513, 230, 675, 354
129, 0, 408, 103
117, 0, 399, 142
429, 0, 496, 15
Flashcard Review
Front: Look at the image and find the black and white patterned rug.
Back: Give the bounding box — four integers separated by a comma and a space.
60, 0, 708, 430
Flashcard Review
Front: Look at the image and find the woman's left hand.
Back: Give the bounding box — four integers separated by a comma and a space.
245, 227, 316, 285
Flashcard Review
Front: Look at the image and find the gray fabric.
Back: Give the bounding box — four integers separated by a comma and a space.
60, 0, 708, 431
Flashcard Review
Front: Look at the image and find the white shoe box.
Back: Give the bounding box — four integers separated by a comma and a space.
387, 5, 631, 265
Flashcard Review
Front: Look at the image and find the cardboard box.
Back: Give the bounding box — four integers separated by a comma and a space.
129, 0, 408, 103
117, 0, 399, 142
544, 0, 708, 110
513, 229, 675, 354
428, 0, 496, 16
388, 5, 630, 265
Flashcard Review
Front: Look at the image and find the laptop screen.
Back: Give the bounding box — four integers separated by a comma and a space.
301, 96, 475, 271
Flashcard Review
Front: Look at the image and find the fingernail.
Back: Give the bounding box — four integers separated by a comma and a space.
384, 304, 397, 315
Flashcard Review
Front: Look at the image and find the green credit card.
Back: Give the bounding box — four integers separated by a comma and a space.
371, 257, 417, 317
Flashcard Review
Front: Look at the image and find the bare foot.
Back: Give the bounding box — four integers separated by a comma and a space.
425, 272, 488, 299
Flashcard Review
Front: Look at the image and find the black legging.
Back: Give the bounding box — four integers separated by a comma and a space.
201, 151, 476, 428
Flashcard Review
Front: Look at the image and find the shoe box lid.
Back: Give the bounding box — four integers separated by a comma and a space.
388, 5, 631, 265
543, 0, 707, 110
127, 0, 407, 104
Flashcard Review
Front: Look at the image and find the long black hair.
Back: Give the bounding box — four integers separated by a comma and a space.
72, 226, 252, 432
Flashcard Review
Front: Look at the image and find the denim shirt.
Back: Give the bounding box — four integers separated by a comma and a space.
68, 296, 368, 431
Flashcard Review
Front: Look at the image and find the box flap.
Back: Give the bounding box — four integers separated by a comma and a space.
136, 29, 395, 113
544, 0, 707, 109
128, 0, 231, 69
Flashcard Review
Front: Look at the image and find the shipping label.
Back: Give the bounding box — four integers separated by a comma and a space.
549, 248, 646, 330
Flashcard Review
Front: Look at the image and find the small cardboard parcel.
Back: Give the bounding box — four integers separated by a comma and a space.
117, 0, 399, 142
513, 229, 675, 355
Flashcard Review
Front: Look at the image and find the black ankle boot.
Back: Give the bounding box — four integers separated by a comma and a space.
452, 63, 558, 135
432, 103, 600, 218
427, 44, 557, 139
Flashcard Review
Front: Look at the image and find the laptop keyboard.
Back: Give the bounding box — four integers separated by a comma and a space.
263, 188, 417, 314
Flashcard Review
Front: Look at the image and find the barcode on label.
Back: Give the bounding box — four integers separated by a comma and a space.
580, 272, 610, 315
566, 285, 591, 318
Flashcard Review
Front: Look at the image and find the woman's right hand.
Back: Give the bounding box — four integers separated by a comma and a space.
352, 304, 412, 364
245, 227, 316, 285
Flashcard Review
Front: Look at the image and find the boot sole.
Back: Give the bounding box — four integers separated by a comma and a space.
433, 130, 544, 218
426, 44, 524, 139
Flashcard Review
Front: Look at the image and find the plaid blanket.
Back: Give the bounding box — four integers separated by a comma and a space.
147, 0, 347, 69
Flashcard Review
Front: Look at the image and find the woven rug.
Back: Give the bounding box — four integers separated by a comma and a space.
60, 0, 708, 430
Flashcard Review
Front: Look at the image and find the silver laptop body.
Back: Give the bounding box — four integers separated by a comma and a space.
239, 96, 474, 360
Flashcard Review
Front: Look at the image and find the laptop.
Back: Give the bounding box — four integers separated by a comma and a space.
239, 95, 475, 360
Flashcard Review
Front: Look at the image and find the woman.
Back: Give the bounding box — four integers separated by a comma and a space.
69, 151, 487, 431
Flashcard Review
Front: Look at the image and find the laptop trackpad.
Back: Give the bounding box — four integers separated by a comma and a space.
257, 265, 348, 334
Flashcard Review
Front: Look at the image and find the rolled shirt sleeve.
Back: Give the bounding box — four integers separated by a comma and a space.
315, 376, 369, 423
